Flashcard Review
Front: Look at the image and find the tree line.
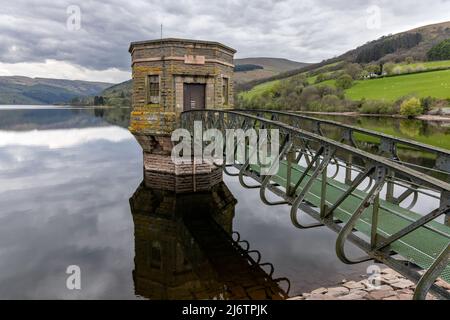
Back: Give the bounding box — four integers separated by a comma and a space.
355, 33, 423, 63
427, 39, 450, 61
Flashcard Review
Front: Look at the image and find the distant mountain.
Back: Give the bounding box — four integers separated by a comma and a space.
0, 76, 113, 105
234, 57, 310, 84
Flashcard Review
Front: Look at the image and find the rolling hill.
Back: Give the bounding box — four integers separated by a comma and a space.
234, 57, 310, 84
241, 21, 450, 94
0, 76, 113, 105
238, 21, 450, 113
344, 21, 450, 63
99, 80, 132, 107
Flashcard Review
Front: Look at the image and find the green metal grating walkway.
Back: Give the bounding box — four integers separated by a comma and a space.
250, 160, 450, 284
181, 109, 450, 299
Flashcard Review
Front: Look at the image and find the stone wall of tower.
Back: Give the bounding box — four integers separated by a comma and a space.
128, 39, 236, 193
129, 39, 235, 136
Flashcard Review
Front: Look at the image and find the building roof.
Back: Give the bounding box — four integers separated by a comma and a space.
128, 38, 237, 54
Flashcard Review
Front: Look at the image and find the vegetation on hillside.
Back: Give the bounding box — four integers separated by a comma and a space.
234, 64, 264, 72
237, 58, 450, 117
427, 39, 450, 61
355, 33, 423, 63
77, 80, 132, 107
0, 76, 112, 105
237, 22, 450, 118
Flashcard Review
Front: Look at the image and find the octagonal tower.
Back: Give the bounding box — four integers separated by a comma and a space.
128, 38, 236, 192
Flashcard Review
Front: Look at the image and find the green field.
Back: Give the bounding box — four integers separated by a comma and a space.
239, 61, 340, 101
346, 69, 450, 101
239, 79, 280, 100
240, 73, 335, 101
240, 60, 450, 103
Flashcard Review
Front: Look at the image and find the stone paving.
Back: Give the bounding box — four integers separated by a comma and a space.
289, 268, 450, 300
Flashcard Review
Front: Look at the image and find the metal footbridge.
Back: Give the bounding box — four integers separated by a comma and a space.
181, 109, 450, 300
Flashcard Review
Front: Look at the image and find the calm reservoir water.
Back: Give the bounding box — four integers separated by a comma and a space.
0, 106, 448, 299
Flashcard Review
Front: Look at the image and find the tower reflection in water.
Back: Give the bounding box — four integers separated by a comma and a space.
129, 180, 290, 300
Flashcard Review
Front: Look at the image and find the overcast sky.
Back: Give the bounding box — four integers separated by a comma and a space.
1, 0, 449, 83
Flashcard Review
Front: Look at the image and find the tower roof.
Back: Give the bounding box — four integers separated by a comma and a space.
129, 38, 236, 54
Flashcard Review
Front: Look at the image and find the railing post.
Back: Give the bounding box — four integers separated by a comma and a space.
386, 171, 395, 203
345, 154, 352, 185
320, 167, 328, 218
371, 193, 380, 249
286, 147, 295, 196
441, 191, 450, 227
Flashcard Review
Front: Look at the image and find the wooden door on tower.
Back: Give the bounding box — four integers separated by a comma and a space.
183, 84, 206, 111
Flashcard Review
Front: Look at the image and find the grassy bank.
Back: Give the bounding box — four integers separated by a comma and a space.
346, 69, 450, 101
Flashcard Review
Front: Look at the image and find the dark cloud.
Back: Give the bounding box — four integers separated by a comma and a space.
0, 0, 449, 73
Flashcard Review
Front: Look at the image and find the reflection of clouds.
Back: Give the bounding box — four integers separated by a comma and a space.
224, 175, 371, 294
0, 125, 142, 299
0, 120, 373, 298
0, 127, 132, 149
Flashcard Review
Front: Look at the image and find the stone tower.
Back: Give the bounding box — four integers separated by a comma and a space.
128, 38, 236, 192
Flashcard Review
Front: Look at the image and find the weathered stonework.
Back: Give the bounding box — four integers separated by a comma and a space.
129, 38, 236, 192
129, 181, 237, 299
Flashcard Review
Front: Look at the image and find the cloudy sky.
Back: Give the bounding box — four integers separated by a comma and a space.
1, 0, 450, 83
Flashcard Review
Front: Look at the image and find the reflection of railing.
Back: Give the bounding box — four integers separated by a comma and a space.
130, 181, 291, 300
230, 230, 291, 296
183, 215, 291, 299
181, 110, 450, 300
236, 110, 450, 182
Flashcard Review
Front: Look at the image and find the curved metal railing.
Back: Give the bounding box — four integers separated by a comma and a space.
181, 109, 450, 300
235, 109, 450, 182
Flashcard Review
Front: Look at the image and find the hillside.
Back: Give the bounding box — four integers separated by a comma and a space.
238, 21, 450, 116
241, 21, 450, 92
234, 57, 309, 84
345, 21, 450, 63
0, 76, 113, 105
99, 80, 132, 107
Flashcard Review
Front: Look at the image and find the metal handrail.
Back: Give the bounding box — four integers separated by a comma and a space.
181, 109, 450, 300
236, 109, 450, 177
182, 110, 450, 193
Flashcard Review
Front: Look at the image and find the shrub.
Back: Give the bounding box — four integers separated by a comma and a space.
335, 74, 353, 90
344, 63, 363, 80
400, 97, 424, 117
316, 85, 338, 97
360, 100, 396, 114
300, 86, 320, 104
321, 94, 341, 108
427, 39, 450, 61
420, 96, 436, 113
315, 73, 327, 83
382, 62, 395, 75
365, 64, 381, 75
405, 56, 414, 64
392, 66, 403, 74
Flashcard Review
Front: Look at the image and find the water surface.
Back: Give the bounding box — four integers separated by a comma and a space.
4, 106, 434, 299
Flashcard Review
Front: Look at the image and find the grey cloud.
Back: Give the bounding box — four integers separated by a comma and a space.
1, 0, 450, 72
